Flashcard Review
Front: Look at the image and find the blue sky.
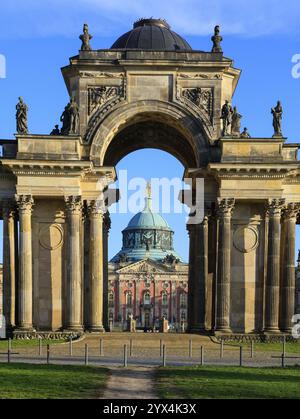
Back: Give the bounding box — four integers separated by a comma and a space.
1, 0, 300, 262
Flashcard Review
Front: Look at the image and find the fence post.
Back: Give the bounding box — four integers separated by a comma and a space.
189, 340, 193, 358
123, 344, 128, 368
200, 346, 204, 366
282, 335, 286, 358
239, 346, 243, 367
160, 339, 163, 357
47, 344, 50, 365
130, 339, 133, 357
38, 338, 42, 356
8, 338, 12, 352
281, 353, 285, 368
7, 349, 11, 364
85, 344, 89, 366
100, 338, 104, 357
250, 341, 254, 359
220, 339, 224, 359
69, 337, 73, 357
162, 344, 167, 367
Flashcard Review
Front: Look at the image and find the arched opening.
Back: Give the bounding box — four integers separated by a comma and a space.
107, 145, 190, 332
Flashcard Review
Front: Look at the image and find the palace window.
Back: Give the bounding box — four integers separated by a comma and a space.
144, 291, 151, 305
162, 291, 168, 307
126, 292, 133, 307
109, 292, 114, 307
180, 292, 187, 308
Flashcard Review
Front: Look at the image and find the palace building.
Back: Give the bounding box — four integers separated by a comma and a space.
107, 187, 188, 331
1, 18, 300, 339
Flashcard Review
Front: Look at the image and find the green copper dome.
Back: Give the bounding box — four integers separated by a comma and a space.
111, 186, 184, 263
126, 196, 170, 230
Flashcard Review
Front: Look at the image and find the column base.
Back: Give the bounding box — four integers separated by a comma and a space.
86, 326, 105, 333
264, 328, 281, 334
215, 328, 232, 335
64, 326, 84, 333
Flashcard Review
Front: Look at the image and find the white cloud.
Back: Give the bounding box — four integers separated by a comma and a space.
0, 0, 300, 39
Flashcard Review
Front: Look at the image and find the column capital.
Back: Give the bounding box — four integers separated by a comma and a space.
217, 198, 235, 218
266, 198, 285, 217
65, 195, 82, 215
283, 202, 300, 221
16, 195, 34, 214
87, 199, 106, 218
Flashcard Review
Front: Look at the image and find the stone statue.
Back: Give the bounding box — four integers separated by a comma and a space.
231, 106, 242, 137
221, 100, 233, 136
69, 97, 80, 134
80, 23, 92, 51
211, 25, 223, 53
60, 105, 70, 135
271, 101, 283, 137
50, 124, 60, 135
240, 127, 251, 138
60, 98, 80, 135
16, 97, 28, 134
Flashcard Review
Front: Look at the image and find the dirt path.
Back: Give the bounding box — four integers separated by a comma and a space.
100, 367, 158, 399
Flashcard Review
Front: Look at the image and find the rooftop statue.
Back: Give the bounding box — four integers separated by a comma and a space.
211, 25, 223, 53
60, 97, 80, 135
50, 124, 60, 135
272, 100, 283, 137
80, 23, 92, 51
240, 127, 251, 138
16, 97, 28, 134
221, 100, 233, 137
231, 106, 242, 137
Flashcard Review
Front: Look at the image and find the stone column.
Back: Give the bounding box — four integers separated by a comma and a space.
281, 203, 300, 333
65, 196, 83, 331
86, 201, 106, 332
265, 199, 285, 333
16, 195, 34, 331
2, 200, 16, 330
103, 211, 111, 331
187, 220, 196, 331
216, 198, 235, 333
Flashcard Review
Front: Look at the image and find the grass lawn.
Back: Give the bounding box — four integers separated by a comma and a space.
223, 341, 300, 355
0, 363, 109, 399
0, 339, 65, 351
156, 366, 300, 399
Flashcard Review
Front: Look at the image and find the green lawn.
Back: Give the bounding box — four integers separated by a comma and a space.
156, 366, 300, 399
0, 339, 65, 351
224, 342, 300, 354
0, 363, 109, 399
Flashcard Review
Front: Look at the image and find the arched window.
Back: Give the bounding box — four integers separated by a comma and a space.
144, 291, 151, 305
162, 291, 168, 306
109, 292, 114, 307
180, 292, 187, 308
126, 292, 132, 306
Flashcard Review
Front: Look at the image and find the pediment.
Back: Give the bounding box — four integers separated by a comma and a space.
116, 259, 173, 274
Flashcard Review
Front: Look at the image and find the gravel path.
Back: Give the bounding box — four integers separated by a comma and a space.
100, 367, 158, 399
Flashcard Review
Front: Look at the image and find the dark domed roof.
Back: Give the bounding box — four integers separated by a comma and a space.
111, 18, 192, 51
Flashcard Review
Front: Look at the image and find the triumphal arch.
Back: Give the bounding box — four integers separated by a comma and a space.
1, 19, 300, 339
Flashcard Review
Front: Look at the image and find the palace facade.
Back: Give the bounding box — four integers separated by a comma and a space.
108, 191, 188, 331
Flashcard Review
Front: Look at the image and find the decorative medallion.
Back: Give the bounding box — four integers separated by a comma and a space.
39, 224, 64, 251
233, 226, 259, 254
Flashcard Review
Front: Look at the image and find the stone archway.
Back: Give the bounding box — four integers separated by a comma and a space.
89, 100, 211, 169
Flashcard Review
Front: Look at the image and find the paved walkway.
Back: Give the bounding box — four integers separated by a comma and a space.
100, 367, 158, 399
